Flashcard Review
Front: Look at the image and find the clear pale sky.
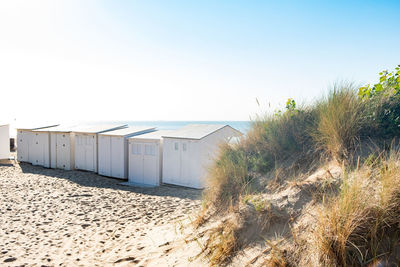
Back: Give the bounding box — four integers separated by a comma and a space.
1, 0, 399, 123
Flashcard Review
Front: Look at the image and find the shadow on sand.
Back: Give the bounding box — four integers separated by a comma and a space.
19, 163, 202, 201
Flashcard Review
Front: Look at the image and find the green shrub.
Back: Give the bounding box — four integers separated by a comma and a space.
359, 65, 400, 137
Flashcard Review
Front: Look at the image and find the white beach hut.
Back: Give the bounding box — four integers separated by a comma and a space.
31, 126, 78, 170
98, 126, 156, 179
128, 130, 171, 186
0, 124, 10, 159
16, 124, 59, 163
74, 124, 127, 172
162, 124, 242, 189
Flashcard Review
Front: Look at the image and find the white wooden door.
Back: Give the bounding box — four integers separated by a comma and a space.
143, 142, 158, 185
129, 142, 144, 184
43, 133, 50, 168
75, 134, 84, 170
28, 132, 37, 164
34, 133, 50, 167
98, 135, 111, 176
163, 139, 181, 185
180, 140, 191, 187
111, 137, 124, 178
32, 133, 43, 166
85, 135, 95, 172
50, 133, 57, 168
17, 131, 29, 162
56, 133, 70, 170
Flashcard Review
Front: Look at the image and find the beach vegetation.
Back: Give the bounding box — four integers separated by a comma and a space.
197, 65, 400, 266
315, 149, 400, 266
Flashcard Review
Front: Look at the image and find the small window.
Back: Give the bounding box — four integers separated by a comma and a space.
132, 143, 141, 155
174, 142, 179, 151
182, 143, 187, 151
145, 144, 155, 156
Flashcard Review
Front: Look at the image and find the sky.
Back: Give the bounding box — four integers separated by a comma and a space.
0, 0, 399, 124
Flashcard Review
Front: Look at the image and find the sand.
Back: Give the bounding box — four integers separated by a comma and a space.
0, 160, 203, 266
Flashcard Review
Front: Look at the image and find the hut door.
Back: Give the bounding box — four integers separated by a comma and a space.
143, 142, 157, 185
180, 140, 190, 186
130, 142, 144, 183
98, 135, 111, 176
85, 135, 95, 172
57, 134, 67, 169
111, 137, 124, 178
170, 140, 181, 184
75, 134, 85, 170
32, 133, 44, 166
17, 131, 28, 161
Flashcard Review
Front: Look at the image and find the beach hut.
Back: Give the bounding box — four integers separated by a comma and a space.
0, 124, 10, 159
16, 124, 59, 163
98, 126, 156, 179
31, 126, 78, 170
162, 124, 242, 189
74, 124, 127, 172
128, 130, 171, 186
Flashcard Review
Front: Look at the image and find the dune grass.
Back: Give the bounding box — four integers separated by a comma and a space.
203, 143, 251, 212
315, 150, 400, 266
203, 70, 400, 212
313, 83, 366, 160
200, 221, 241, 266
203, 83, 368, 213
198, 66, 400, 266
244, 105, 316, 173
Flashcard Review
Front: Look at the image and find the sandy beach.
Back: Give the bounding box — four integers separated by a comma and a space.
0, 159, 202, 266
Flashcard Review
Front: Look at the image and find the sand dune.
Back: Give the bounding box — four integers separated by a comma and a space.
0, 161, 202, 266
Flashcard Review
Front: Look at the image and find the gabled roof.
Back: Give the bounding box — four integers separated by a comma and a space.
99, 126, 156, 137
129, 130, 173, 141
72, 124, 127, 134
162, 124, 241, 140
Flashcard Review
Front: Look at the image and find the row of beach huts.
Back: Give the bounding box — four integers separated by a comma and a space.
11, 123, 241, 189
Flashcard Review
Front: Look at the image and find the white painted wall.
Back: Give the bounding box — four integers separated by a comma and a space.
0, 125, 10, 159
199, 126, 240, 186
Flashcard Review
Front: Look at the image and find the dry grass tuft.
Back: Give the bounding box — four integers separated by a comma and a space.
203, 143, 251, 212
313, 83, 366, 160
315, 149, 400, 266
200, 220, 241, 266
263, 239, 288, 267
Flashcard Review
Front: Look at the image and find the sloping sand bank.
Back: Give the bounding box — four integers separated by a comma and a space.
0, 161, 202, 266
